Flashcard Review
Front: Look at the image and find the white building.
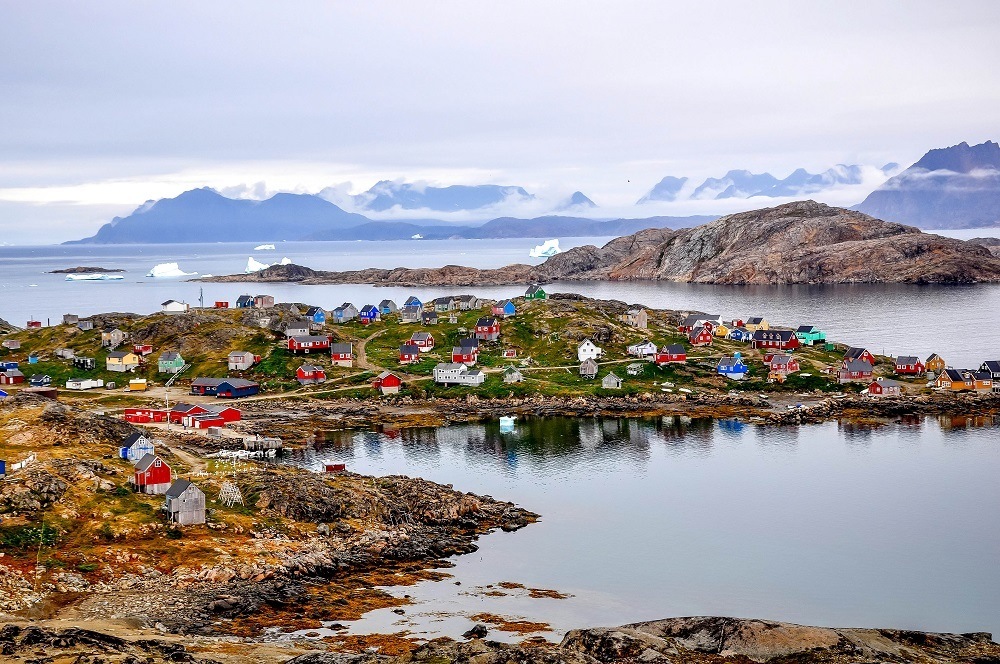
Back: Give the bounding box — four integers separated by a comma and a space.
578, 340, 604, 362
161, 300, 190, 314
433, 363, 486, 386
627, 340, 657, 357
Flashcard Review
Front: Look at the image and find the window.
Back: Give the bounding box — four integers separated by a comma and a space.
154, 459, 161, 467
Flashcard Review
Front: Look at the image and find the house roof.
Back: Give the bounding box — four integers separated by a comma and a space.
503, 365, 522, 374
1, 369, 24, 377
191, 377, 258, 388
282, 320, 309, 330
330, 343, 353, 354
896, 356, 920, 365
123, 432, 147, 447
844, 347, 871, 360
579, 339, 599, 348
942, 368, 966, 381
435, 363, 467, 372
661, 344, 685, 354
159, 351, 182, 361
926, 353, 944, 362
290, 335, 330, 343
107, 351, 134, 359
422, 311, 438, 319
433, 296, 454, 304
795, 325, 817, 333
400, 344, 420, 354
873, 378, 901, 388
134, 453, 163, 472
452, 347, 473, 355
360, 305, 378, 314
770, 355, 795, 367
305, 306, 324, 316
982, 360, 1000, 372
161, 299, 182, 306
298, 364, 323, 373
376, 371, 399, 380
171, 402, 204, 413
404, 296, 421, 305
410, 332, 432, 341
605, 371, 621, 380
459, 337, 479, 348
378, 299, 396, 307
843, 359, 874, 373
580, 358, 598, 369
626, 308, 645, 315
747, 316, 766, 324
228, 350, 255, 358
718, 356, 746, 369
476, 317, 498, 326
752, 329, 795, 341
525, 284, 542, 294
165, 479, 194, 499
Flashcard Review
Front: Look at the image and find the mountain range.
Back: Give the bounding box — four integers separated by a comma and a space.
67, 187, 710, 244
67, 140, 1000, 243
855, 140, 1000, 229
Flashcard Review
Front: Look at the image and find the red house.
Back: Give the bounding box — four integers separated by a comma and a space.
296, 364, 327, 385
839, 359, 874, 384
124, 408, 168, 424
844, 347, 876, 366
288, 335, 331, 354
132, 454, 172, 495
688, 326, 714, 347
751, 329, 800, 351
894, 356, 925, 376
452, 347, 477, 365
133, 343, 153, 356
409, 331, 435, 351
169, 402, 208, 424
399, 344, 420, 365
654, 344, 687, 365
766, 354, 800, 375
186, 413, 226, 429
373, 371, 402, 395
0, 370, 25, 385
26, 320, 42, 329
214, 301, 229, 308
474, 317, 501, 341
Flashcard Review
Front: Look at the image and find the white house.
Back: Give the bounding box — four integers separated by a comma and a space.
627, 340, 657, 357
161, 300, 190, 314
578, 340, 603, 362
66, 378, 104, 390
433, 363, 486, 386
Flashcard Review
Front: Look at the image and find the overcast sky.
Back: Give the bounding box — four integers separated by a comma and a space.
1, 1, 998, 243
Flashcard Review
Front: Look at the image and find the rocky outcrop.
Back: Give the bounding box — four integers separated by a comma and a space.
199, 202, 1000, 286
48, 266, 125, 273
0, 625, 210, 663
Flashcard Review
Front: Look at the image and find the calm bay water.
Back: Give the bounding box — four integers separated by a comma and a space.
1, 236, 1000, 366
279, 416, 1000, 641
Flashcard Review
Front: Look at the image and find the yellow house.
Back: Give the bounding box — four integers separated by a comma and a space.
925, 353, 947, 374
106, 351, 141, 373
744, 317, 769, 332
128, 378, 148, 392
713, 323, 731, 338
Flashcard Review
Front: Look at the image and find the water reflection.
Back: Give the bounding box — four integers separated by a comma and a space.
273, 415, 1000, 641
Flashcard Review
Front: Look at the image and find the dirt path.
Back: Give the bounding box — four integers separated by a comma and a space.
355, 328, 386, 371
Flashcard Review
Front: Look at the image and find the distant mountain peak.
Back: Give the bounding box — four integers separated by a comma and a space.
358, 181, 534, 212
558, 191, 597, 210
637, 176, 688, 204
856, 140, 1000, 229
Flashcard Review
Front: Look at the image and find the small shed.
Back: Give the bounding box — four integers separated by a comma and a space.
164, 479, 206, 526
580, 358, 599, 379
132, 454, 172, 495
602, 372, 623, 389
373, 371, 402, 395
503, 366, 524, 383
120, 432, 155, 462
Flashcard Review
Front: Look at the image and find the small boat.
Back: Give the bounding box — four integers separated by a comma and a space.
499, 416, 516, 432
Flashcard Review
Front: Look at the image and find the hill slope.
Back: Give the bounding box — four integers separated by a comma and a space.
203, 201, 1000, 285
856, 140, 1000, 228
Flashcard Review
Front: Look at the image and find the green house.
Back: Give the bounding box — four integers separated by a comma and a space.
524, 284, 547, 300
158, 351, 186, 374
794, 325, 826, 346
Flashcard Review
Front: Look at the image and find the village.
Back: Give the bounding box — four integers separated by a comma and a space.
2, 286, 997, 532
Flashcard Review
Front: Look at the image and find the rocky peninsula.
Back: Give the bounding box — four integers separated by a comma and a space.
48, 266, 125, 274
199, 201, 1000, 286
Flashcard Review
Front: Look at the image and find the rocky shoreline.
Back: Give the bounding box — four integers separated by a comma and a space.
1, 615, 996, 663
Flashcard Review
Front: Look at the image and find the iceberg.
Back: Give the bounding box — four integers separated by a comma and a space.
529, 238, 562, 258
245, 256, 271, 273
65, 273, 125, 281
411, 234, 423, 239
279, 257, 291, 265
145, 262, 197, 278
254, 244, 276, 251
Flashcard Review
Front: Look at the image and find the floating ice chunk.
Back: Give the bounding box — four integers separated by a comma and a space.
529, 239, 562, 258
411, 234, 423, 239
254, 244, 276, 251
146, 262, 197, 278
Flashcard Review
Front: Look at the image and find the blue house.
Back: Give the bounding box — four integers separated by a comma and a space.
0, 389, 8, 399
359, 305, 380, 324
305, 306, 326, 326
492, 299, 517, 318
0, 459, 5, 478
404, 296, 422, 308
28, 353, 39, 365
235, 294, 254, 309
717, 355, 749, 380
728, 327, 753, 343
0, 361, 18, 371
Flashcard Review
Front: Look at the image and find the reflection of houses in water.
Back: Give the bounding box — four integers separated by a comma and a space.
937, 414, 1000, 430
